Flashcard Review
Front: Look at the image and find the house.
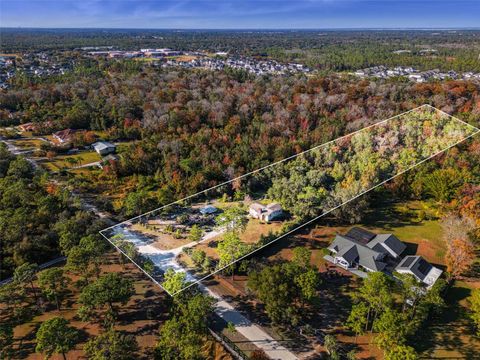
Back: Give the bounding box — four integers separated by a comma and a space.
249, 202, 283, 222
328, 227, 406, 273
18, 122, 36, 132
199, 205, 218, 215
395, 255, 443, 288
92, 141, 116, 156
53, 129, 82, 144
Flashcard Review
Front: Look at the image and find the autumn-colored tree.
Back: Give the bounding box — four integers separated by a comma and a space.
445, 238, 475, 279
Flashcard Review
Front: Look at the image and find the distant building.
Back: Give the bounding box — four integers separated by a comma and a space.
92, 141, 116, 156
18, 123, 36, 132
53, 129, 82, 144
249, 202, 283, 222
199, 205, 218, 215
395, 255, 442, 288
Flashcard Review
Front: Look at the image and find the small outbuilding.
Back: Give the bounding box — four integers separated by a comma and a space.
92, 141, 116, 156
395, 255, 443, 288
200, 205, 218, 215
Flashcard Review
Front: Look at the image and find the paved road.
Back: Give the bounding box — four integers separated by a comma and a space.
111, 225, 298, 360
4, 138, 299, 360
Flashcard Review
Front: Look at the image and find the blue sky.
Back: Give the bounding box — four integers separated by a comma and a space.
1, 0, 479, 29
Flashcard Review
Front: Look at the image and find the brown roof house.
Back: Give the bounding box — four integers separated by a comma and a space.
53, 129, 83, 144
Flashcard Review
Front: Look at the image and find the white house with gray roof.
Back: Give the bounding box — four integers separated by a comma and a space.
92, 141, 116, 156
328, 227, 406, 273
395, 255, 443, 288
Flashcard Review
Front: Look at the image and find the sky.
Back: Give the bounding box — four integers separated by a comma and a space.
1, 0, 480, 29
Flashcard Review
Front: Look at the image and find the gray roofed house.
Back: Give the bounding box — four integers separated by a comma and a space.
328, 227, 408, 273
92, 141, 116, 156
328, 234, 387, 273
395, 255, 443, 288
366, 234, 406, 259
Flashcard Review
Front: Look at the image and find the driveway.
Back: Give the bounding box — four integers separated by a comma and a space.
110, 224, 298, 360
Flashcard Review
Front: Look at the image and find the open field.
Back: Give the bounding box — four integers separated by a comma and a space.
40, 151, 100, 171
10, 138, 47, 149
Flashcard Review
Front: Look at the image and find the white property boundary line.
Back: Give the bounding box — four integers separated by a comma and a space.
99, 105, 480, 296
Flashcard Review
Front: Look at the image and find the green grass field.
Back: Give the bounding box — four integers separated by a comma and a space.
42, 151, 100, 171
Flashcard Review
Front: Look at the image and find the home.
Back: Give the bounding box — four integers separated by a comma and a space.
249, 202, 283, 222
53, 129, 82, 144
328, 227, 406, 273
18, 122, 36, 132
199, 205, 218, 215
395, 255, 443, 288
92, 141, 116, 156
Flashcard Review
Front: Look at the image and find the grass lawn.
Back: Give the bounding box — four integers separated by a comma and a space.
41, 151, 100, 171
11, 138, 47, 149
416, 280, 480, 359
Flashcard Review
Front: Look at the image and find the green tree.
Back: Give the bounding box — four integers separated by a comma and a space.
354, 272, 394, 331
347, 302, 369, 343
217, 231, 249, 280
7, 157, 34, 179
35, 317, 78, 360
292, 247, 312, 269
247, 263, 299, 325
384, 345, 418, 360
188, 225, 203, 242
155, 293, 214, 360
294, 268, 319, 305
422, 168, 463, 203
161, 268, 188, 295
373, 308, 408, 351
84, 329, 139, 360
37, 268, 70, 311
66, 235, 105, 282
215, 206, 248, 233
13, 262, 39, 305
323, 334, 339, 358
0, 323, 14, 359
191, 249, 206, 267
468, 288, 480, 336
78, 273, 134, 326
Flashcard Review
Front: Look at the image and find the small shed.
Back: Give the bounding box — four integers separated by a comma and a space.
200, 205, 218, 215
92, 141, 116, 156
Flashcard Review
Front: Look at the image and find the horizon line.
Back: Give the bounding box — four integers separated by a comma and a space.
2, 27, 480, 31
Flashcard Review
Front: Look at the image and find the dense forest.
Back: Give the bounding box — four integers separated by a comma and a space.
1, 60, 480, 218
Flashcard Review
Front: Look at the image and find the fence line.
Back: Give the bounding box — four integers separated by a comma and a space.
208, 328, 250, 360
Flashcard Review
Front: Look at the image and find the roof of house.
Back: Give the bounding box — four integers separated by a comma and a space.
329, 235, 386, 272
249, 203, 265, 213
93, 141, 116, 151
395, 255, 433, 281
200, 205, 217, 214
266, 203, 282, 212
367, 234, 407, 257
346, 227, 376, 245
54, 128, 76, 139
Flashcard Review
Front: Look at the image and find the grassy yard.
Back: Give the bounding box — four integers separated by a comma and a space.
41, 151, 100, 172
11, 138, 47, 149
